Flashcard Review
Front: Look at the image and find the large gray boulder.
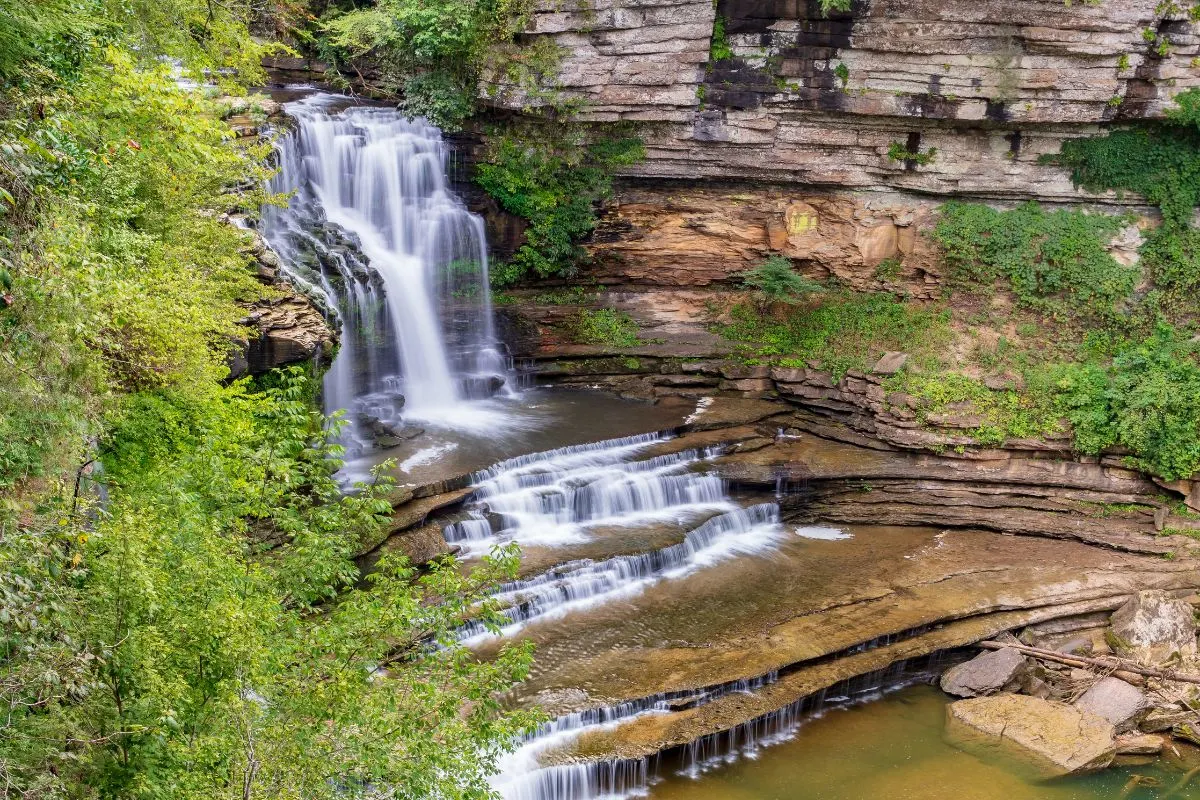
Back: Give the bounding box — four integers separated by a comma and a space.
946, 695, 1116, 779
1108, 590, 1197, 667
1074, 677, 1148, 733
939, 647, 1027, 698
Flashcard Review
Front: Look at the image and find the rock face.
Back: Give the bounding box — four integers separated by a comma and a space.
1108, 590, 1198, 666
235, 293, 336, 376
587, 187, 951, 297
508, 0, 1200, 198
228, 230, 337, 378
939, 647, 1027, 698
945, 695, 1116, 779
1074, 677, 1149, 733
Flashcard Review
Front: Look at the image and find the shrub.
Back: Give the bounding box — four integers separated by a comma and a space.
714, 292, 950, 378
887, 141, 938, 166
1039, 325, 1200, 480
1054, 93, 1200, 302
571, 308, 641, 347
931, 200, 1135, 314
321, 0, 550, 130
476, 125, 644, 285
740, 255, 824, 302
820, 0, 852, 14
710, 15, 733, 62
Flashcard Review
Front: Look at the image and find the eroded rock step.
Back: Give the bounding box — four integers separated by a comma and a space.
498, 591, 1200, 800
484, 525, 1200, 798
414, 419, 1200, 800
439, 432, 786, 643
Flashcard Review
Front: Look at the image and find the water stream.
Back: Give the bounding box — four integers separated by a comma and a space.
443, 434, 784, 642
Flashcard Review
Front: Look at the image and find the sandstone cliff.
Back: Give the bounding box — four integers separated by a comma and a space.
519, 0, 1198, 197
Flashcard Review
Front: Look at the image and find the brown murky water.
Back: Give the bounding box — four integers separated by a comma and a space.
648, 684, 1200, 800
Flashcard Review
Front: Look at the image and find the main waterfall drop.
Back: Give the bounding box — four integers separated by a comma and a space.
262, 94, 511, 441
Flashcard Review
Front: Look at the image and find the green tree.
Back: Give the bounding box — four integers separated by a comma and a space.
321, 0, 555, 129
740, 255, 824, 303
0, 3, 540, 796
476, 125, 644, 284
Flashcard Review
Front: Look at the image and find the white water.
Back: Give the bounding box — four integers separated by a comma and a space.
494, 657, 954, 800
434, 433, 806, 798
458, 503, 782, 643
444, 433, 738, 554
262, 94, 512, 444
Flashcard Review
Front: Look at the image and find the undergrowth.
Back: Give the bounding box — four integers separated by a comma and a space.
931, 200, 1136, 317
714, 293, 951, 379
571, 308, 642, 347
476, 124, 644, 286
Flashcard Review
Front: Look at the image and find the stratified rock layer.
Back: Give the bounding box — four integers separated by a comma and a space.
512, 0, 1199, 198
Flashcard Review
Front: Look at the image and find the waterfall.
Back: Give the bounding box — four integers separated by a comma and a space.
443, 433, 737, 553
493, 656, 956, 800
261, 93, 511, 445
456, 504, 782, 643
436, 432, 806, 798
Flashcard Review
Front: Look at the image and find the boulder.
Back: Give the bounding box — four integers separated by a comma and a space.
1114, 733, 1164, 756
1141, 707, 1195, 732
1074, 677, 1149, 733
939, 647, 1027, 698
1173, 723, 1200, 747
872, 351, 909, 375
1108, 590, 1197, 667
946, 695, 1116, 779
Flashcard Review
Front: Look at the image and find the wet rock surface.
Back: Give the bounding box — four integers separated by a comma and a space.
228, 230, 336, 377
945, 695, 1117, 779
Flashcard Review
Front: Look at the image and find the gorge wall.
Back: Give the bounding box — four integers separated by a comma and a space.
520, 0, 1197, 191
480, 0, 1200, 549
485, 0, 1195, 286
259, 1, 1200, 552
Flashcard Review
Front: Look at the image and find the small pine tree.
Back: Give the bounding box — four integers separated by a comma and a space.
741, 256, 824, 302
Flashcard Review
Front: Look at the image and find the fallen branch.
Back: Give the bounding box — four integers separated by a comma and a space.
1166, 765, 1200, 798
978, 640, 1200, 686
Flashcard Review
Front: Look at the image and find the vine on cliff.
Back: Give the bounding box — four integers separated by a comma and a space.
476, 123, 645, 285
1052, 88, 1200, 305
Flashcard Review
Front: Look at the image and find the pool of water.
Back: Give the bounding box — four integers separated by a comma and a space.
340, 389, 694, 485
647, 684, 1200, 800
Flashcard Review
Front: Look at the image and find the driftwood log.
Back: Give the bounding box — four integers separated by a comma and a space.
977, 640, 1200, 686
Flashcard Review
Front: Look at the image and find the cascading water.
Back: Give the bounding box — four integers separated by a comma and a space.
440, 433, 799, 798
455, 503, 781, 643
444, 433, 739, 553
494, 656, 958, 800
261, 93, 512, 446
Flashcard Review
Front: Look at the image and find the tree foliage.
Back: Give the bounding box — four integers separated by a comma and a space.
476, 125, 644, 285
0, 3, 538, 797
320, 0, 558, 129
